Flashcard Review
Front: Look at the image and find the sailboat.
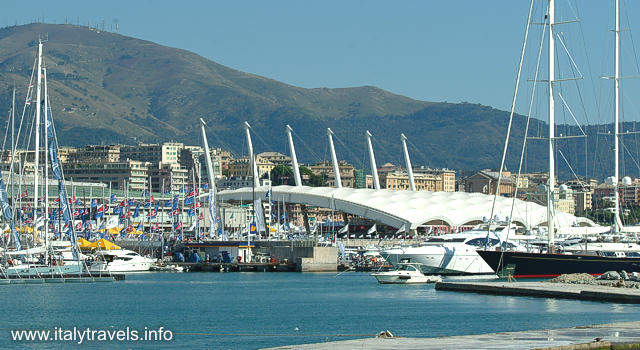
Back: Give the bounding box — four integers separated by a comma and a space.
0, 39, 96, 279
477, 0, 640, 277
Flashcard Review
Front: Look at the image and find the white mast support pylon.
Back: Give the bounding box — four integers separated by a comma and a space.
200, 118, 217, 233
548, 0, 556, 247
401, 133, 416, 191
366, 130, 380, 190
614, 0, 622, 233
286, 125, 302, 187
244, 121, 260, 188
34, 40, 42, 231
327, 128, 342, 188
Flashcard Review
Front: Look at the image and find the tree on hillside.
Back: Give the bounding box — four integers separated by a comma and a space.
268, 165, 326, 187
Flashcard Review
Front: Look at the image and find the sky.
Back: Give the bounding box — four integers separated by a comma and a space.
2, 0, 640, 124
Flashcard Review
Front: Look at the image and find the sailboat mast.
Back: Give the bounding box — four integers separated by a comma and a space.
34, 40, 42, 235
43, 67, 50, 248
614, 0, 621, 233
547, 0, 556, 249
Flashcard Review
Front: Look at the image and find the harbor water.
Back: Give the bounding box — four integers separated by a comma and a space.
4, 272, 640, 349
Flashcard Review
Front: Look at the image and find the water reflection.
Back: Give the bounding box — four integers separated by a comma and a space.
544, 299, 558, 313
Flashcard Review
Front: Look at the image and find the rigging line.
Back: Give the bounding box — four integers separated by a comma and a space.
555, 31, 584, 79
487, 0, 535, 245
620, 139, 640, 173
557, 93, 586, 135
332, 134, 364, 170
11, 57, 38, 178
406, 137, 432, 168
557, 149, 582, 183
291, 128, 323, 163
505, 0, 546, 250
623, 0, 640, 75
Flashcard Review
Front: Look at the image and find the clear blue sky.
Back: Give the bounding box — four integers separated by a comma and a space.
3, 1, 640, 123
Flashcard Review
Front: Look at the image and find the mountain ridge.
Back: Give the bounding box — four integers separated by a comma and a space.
0, 23, 635, 181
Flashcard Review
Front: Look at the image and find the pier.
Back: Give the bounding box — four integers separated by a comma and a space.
434, 281, 640, 303
265, 320, 640, 349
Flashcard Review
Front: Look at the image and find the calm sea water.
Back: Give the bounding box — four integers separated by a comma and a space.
2, 272, 640, 349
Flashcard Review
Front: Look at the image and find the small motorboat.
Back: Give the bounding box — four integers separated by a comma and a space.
371, 263, 441, 284
149, 264, 184, 272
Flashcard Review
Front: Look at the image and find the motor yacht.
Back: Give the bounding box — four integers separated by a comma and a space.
89, 249, 155, 273
371, 263, 441, 284
380, 224, 530, 276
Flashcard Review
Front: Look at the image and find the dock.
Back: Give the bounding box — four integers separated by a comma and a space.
264, 320, 640, 349
176, 262, 296, 272
434, 281, 640, 303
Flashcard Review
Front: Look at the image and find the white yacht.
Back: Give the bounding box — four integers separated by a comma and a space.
371, 263, 441, 284
89, 249, 155, 273
380, 225, 530, 276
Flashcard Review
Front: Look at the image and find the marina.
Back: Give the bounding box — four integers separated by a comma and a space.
1, 272, 640, 349
4, 1, 640, 349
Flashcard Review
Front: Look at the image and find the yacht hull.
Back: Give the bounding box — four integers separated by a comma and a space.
89, 261, 152, 273
477, 250, 640, 277
381, 246, 495, 275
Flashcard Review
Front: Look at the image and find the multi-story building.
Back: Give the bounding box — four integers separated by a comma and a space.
565, 178, 596, 215
148, 162, 188, 193
257, 152, 291, 166
120, 142, 184, 165
67, 145, 121, 163
383, 171, 439, 191
413, 166, 456, 192
308, 161, 355, 188
464, 170, 515, 196
63, 159, 151, 191
228, 156, 275, 179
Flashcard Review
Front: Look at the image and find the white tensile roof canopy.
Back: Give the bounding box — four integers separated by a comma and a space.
217, 185, 595, 230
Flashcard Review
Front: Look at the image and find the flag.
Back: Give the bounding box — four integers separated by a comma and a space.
151, 223, 159, 231
170, 209, 180, 217
172, 195, 179, 210
147, 209, 157, 218
367, 224, 377, 235
132, 204, 140, 218
338, 224, 349, 234
187, 208, 195, 217
17, 189, 28, 199
119, 200, 126, 207
197, 212, 204, 220
136, 222, 143, 231
202, 183, 209, 190
113, 206, 122, 214
184, 197, 194, 206
142, 189, 150, 197
76, 198, 83, 206
128, 199, 136, 206
194, 201, 201, 208
174, 221, 183, 230
91, 199, 98, 208
164, 200, 171, 207
395, 224, 407, 234
95, 206, 104, 219
110, 194, 117, 203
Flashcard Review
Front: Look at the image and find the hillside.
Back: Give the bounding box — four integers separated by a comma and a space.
0, 23, 634, 180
